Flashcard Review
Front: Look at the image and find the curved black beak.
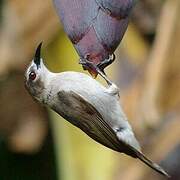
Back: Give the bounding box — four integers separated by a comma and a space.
34, 42, 42, 68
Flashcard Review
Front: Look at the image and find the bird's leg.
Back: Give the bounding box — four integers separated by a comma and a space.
79, 55, 113, 86
97, 54, 115, 71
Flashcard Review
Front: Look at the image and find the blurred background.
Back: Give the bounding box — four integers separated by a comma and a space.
0, 0, 180, 180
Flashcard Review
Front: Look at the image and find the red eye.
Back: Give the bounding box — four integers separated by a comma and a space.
29, 72, 36, 80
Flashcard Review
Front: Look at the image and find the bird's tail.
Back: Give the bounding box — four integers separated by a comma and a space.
123, 142, 170, 177
135, 150, 170, 178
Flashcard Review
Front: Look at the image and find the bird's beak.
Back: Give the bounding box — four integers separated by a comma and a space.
34, 42, 42, 68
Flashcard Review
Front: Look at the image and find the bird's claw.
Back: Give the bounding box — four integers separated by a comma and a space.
79, 55, 113, 86
79, 55, 95, 71
97, 53, 115, 71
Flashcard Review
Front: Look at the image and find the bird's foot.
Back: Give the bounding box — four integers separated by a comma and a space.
79, 54, 95, 71
79, 55, 113, 86
97, 53, 115, 71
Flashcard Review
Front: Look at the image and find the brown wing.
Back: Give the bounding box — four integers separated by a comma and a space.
54, 90, 135, 156
54, 91, 170, 177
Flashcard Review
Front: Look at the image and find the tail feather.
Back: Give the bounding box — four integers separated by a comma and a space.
135, 150, 170, 178
122, 142, 170, 177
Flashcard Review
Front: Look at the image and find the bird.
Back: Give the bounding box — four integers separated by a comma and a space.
53, 0, 135, 79
25, 43, 170, 178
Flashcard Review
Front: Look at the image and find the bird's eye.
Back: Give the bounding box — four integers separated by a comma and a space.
29, 71, 36, 81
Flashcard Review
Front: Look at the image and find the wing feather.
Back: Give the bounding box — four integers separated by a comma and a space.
54, 90, 136, 156
53, 90, 169, 177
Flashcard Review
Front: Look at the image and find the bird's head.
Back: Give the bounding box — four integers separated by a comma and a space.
25, 42, 50, 102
